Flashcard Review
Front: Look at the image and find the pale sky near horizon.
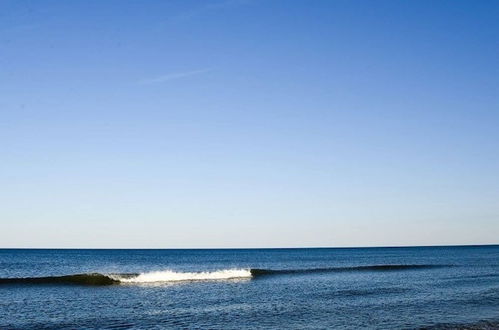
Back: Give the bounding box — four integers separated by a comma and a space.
1, 0, 498, 248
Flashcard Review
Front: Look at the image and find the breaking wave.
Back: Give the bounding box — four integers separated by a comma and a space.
0, 264, 445, 286
112, 269, 252, 283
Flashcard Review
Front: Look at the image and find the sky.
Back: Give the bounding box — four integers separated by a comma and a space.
1, 0, 498, 248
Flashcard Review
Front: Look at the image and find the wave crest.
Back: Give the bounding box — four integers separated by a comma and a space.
0, 264, 445, 286
250, 264, 443, 276
0, 273, 118, 286
113, 269, 252, 283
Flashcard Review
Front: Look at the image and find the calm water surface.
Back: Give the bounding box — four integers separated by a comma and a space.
1, 246, 498, 329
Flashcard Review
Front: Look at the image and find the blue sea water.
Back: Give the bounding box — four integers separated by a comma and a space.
1, 246, 498, 329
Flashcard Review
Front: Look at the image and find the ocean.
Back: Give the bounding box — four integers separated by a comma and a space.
1, 246, 498, 329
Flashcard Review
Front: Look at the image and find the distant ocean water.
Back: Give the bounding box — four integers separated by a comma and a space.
1, 246, 498, 329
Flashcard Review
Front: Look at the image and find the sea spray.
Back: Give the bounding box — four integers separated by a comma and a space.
113, 269, 252, 283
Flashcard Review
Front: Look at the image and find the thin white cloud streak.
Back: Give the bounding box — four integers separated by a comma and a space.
138, 68, 213, 85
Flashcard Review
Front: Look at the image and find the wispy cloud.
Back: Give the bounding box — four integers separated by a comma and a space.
138, 68, 213, 85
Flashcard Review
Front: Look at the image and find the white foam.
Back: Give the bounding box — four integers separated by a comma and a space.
114, 269, 252, 283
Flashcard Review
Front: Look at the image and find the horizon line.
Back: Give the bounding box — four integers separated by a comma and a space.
1, 243, 498, 250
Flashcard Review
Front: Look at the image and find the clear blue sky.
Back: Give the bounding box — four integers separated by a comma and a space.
1, 0, 498, 248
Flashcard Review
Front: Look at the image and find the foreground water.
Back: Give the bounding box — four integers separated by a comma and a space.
0, 246, 498, 329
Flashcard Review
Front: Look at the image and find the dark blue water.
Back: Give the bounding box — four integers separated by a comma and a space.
1, 246, 498, 329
